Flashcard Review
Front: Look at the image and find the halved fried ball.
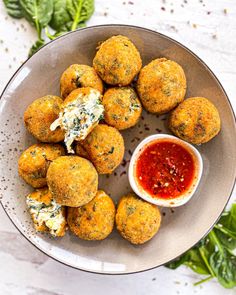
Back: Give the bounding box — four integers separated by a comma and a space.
169, 97, 221, 144
102, 87, 142, 130
93, 35, 142, 86
60, 64, 104, 98
67, 190, 115, 240
50, 87, 104, 153
116, 193, 161, 245
47, 156, 98, 207
81, 124, 125, 174
24, 95, 64, 142
137, 58, 186, 114
18, 143, 65, 188
26, 187, 67, 237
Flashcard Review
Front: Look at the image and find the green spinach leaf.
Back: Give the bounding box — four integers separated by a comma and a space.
49, 0, 72, 32
166, 253, 189, 269
215, 203, 236, 251
186, 248, 211, 275
66, 0, 94, 30
3, 0, 95, 56
50, 0, 94, 33
208, 230, 236, 288
28, 39, 44, 57
3, 0, 23, 18
165, 204, 236, 289
218, 204, 236, 234
20, 0, 53, 37
210, 250, 236, 288
77, 0, 94, 23
215, 227, 236, 253
19, 0, 53, 56
167, 248, 210, 275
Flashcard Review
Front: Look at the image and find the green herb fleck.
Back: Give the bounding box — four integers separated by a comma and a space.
126, 205, 135, 216
108, 146, 114, 154
30, 150, 36, 157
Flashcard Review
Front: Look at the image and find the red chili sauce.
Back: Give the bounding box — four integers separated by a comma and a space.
135, 141, 195, 199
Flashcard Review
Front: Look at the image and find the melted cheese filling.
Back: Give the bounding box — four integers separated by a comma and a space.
26, 197, 65, 236
50, 89, 104, 153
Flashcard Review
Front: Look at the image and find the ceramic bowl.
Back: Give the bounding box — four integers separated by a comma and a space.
0, 25, 235, 274
128, 134, 203, 207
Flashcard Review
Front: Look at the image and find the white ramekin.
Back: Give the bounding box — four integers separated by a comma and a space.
128, 134, 203, 207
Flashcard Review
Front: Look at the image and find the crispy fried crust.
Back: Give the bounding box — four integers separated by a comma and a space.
116, 193, 161, 244
67, 190, 115, 240
24, 95, 65, 142
75, 142, 90, 160
169, 97, 221, 144
60, 64, 104, 99
93, 35, 142, 86
81, 124, 125, 174
137, 58, 186, 114
102, 87, 142, 130
18, 144, 65, 188
47, 156, 98, 207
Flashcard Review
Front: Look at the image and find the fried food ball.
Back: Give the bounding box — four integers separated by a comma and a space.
169, 97, 221, 144
75, 142, 90, 160
93, 35, 142, 86
50, 87, 104, 153
102, 87, 142, 130
24, 95, 64, 143
47, 156, 98, 207
81, 124, 125, 174
116, 193, 161, 245
67, 190, 115, 240
18, 144, 65, 188
26, 187, 67, 237
137, 58, 186, 114
60, 64, 104, 99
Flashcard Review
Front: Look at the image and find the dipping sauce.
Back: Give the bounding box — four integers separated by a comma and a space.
135, 141, 195, 199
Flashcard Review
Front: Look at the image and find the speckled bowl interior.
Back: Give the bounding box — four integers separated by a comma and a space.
0, 25, 235, 274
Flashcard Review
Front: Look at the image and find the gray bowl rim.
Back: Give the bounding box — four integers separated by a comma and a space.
0, 24, 235, 275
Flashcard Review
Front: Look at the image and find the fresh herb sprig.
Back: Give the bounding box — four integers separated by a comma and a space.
3, 0, 95, 56
166, 203, 236, 289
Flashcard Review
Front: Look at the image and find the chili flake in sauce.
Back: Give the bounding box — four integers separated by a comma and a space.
135, 141, 195, 199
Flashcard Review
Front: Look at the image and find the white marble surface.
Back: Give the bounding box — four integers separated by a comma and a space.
0, 0, 235, 294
